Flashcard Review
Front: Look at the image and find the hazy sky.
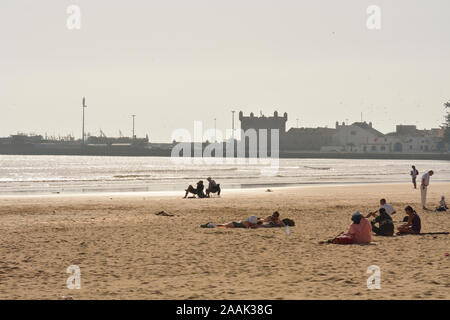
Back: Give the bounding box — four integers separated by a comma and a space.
1, 0, 450, 142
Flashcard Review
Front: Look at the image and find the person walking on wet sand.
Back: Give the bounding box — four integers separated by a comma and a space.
410, 165, 419, 189
421, 170, 434, 210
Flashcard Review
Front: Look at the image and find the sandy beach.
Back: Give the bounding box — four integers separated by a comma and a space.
0, 183, 449, 300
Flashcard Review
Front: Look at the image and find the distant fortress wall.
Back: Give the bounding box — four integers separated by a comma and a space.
239, 111, 287, 154
239, 111, 287, 134
238, 111, 337, 151
283, 127, 336, 151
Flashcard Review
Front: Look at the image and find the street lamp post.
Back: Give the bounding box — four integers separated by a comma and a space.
214, 118, 217, 143
82, 97, 87, 145
132, 115, 136, 139
231, 110, 235, 141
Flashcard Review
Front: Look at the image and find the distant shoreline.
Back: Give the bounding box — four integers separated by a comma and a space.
0, 148, 449, 160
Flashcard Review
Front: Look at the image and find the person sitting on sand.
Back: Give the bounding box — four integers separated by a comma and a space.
205, 177, 221, 197
435, 196, 448, 212
210, 215, 261, 229
367, 198, 396, 218
369, 208, 394, 236
397, 206, 421, 234
183, 180, 206, 198
260, 211, 285, 227
344, 211, 372, 244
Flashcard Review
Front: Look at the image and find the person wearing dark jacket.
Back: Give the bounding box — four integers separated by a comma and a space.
410, 165, 419, 189
205, 177, 221, 197
369, 208, 394, 236
398, 206, 421, 234
183, 180, 206, 198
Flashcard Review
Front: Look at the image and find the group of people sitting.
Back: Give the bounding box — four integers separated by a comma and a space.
201, 211, 295, 229
195, 189, 446, 245
331, 199, 422, 244
183, 177, 221, 199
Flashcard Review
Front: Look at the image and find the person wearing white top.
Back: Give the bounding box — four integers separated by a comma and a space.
366, 198, 396, 217
421, 170, 434, 210
410, 165, 419, 189
381, 203, 395, 216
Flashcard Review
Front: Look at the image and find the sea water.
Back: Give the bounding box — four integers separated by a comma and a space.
0, 155, 449, 195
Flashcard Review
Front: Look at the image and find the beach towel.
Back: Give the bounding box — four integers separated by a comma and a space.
260, 221, 282, 228
396, 232, 449, 236
332, 234, 354, 245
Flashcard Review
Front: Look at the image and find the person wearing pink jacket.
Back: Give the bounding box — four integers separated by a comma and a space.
345, 211, 372, 244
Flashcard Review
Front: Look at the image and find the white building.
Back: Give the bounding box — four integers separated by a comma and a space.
331, 121, 390, 152
321, 122, 444, 153
385, 125, 443, 153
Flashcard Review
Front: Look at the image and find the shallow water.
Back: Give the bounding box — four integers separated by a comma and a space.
0, 155, 449, 195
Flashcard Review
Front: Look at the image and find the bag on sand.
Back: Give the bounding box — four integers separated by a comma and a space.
332, 234, 354, 245
282, 218, 295, 226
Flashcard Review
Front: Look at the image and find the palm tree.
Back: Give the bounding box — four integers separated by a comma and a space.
444, 101, 450, 144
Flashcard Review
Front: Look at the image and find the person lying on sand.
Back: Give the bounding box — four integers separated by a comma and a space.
435, 196, 448, 212
344, 211, 372, 244
397, 206, 421, 235
183, 180, 206, 198
214, 215, 261, 229
260, 211, 285, 227
370, 208, 394, 236
200, 213, 295, 229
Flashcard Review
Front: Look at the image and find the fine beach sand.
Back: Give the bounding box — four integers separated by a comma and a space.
0, 183, 449, 300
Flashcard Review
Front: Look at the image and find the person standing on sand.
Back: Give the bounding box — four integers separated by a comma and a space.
410, 165, 419, 189
421, 170, 434, 210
